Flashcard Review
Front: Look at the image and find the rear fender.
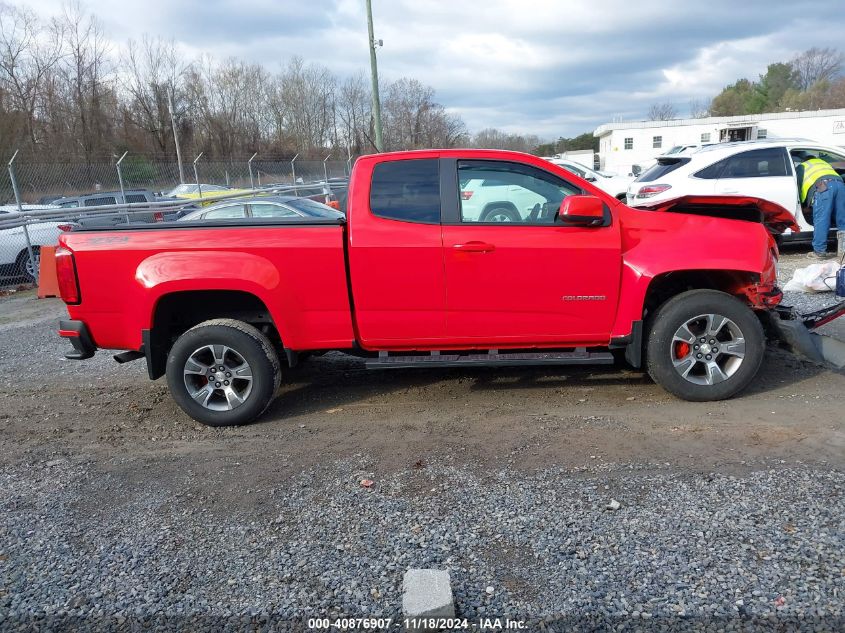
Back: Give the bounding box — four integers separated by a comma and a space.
136, 251, 290, 339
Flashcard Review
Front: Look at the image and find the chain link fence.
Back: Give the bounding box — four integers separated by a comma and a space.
1, 153, 352, 291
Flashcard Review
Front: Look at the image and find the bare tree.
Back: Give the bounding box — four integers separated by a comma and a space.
57, 1, 112, 162
791, 47, 844, 90
647, 101, 677, 121
382, 78, 465, 150
0, 3, 62, 150
122, 36, 189, 157
688, 98, 711, 118
0, 0, 473, 161
336, 72, 372, 153
472, 128, 538, 152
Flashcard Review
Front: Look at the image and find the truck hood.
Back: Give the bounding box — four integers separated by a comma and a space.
633, 195, 799, 235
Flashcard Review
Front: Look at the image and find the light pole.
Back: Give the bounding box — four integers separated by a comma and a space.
290, 153, 299, 195
193, 152, 203, 199
248, 152, 258, 192
323, 153, 331, 184
115, 151, 130, 223
168, 88, 185, 184
366, 0, 384, 152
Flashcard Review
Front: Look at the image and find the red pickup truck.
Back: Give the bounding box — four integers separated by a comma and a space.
56, 149, 795, 426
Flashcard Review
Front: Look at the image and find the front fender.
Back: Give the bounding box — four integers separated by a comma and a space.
611, 207, 775, 338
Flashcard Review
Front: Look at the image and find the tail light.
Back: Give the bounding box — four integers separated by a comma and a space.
55, 246, 80, 305
153, 212, 164, 222
636, 184, 672, 199
461, 191, 474, 200
57, 224, 74, 232
327, 200, 340, 210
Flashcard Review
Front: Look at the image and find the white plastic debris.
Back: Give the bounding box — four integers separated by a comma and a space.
783, 261, 840, 293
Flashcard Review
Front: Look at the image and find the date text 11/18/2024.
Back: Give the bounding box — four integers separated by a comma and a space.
307, 617, 527, 630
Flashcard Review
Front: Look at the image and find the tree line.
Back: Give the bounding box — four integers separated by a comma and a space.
0, 2, 487, 163
648, 47, 845, 121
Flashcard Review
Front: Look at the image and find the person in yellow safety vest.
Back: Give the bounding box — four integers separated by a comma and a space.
794, 152, 845, 259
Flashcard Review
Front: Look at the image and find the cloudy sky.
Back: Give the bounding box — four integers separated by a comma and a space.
23, 0, 845, 139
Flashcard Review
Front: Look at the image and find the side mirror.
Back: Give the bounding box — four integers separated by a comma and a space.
584, 175, 597, 182
555, 195, 605, 227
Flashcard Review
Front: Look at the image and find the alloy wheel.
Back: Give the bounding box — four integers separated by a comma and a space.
670, 313, 746, 386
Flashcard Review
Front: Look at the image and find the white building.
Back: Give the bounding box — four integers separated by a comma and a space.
594, 108, 845, 176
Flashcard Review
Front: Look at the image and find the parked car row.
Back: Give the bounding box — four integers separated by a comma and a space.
0, 205, 72, 281
0, 179, 349, 283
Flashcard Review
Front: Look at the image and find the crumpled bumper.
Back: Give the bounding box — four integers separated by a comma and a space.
768, 303, 845, 369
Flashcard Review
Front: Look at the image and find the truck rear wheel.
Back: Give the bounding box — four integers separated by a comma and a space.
166, 319, 281, 426
646, 290, 764, 401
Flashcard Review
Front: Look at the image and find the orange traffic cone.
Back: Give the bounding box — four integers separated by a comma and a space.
37, 245, 60, 299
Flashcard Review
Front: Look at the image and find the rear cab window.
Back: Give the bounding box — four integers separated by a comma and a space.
637, 157, 690, 182
370, 159, 440, 223
84, 196, 117, 207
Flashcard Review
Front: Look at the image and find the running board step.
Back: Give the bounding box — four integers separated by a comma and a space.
365, 349, 614, 369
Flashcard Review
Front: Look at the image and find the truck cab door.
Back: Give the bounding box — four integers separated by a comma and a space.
442, 159, 622, 346
347, 157, 448, 347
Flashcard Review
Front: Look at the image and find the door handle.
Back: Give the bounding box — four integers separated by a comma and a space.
453, 241, 495, 253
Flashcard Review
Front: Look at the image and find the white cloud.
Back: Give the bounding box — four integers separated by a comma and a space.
16, 0, 845, 137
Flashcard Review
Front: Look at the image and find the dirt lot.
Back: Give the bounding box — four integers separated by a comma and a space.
0, 251, 843, 630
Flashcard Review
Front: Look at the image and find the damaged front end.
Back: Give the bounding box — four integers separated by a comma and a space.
768, 301, 845, 369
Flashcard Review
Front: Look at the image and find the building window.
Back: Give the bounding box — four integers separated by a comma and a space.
652, 136, 662, 149
757, 128, 767, 139
624, 137, 633, 150
701, 133, 711, 143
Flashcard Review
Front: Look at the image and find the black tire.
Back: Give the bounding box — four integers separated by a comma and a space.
646, 289, 765, 401
166, 319, 282, 426
480, 206, 520, 222
16, 246, 41, 282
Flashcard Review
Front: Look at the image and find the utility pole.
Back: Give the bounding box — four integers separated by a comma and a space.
168, 88, 185, 184
365, 0, 384, 152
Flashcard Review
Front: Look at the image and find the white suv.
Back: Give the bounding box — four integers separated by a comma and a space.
625, 140, 845, 240
547, 158, 634, 200
460, 177, 546, 222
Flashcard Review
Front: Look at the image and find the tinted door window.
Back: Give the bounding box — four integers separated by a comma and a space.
250, 203, 299, 218
204, 205, 246, 219
458, 160, 581, 224
697, 148, 788, 180
370, 159, 440, 223
125, 194, 148, 203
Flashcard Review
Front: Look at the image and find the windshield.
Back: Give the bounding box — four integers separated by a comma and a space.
166, 184, 196, 196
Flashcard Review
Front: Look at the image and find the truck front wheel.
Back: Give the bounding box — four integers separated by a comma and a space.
166, 319, 282, 426
646, 290, 765, 401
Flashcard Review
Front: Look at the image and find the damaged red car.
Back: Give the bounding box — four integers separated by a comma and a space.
55, 149, 836, 426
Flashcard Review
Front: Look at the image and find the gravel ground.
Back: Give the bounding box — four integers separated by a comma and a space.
0, 251, 843, 631
2, 458, 843, 631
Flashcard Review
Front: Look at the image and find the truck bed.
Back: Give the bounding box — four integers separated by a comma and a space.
60, 218, 355, 352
